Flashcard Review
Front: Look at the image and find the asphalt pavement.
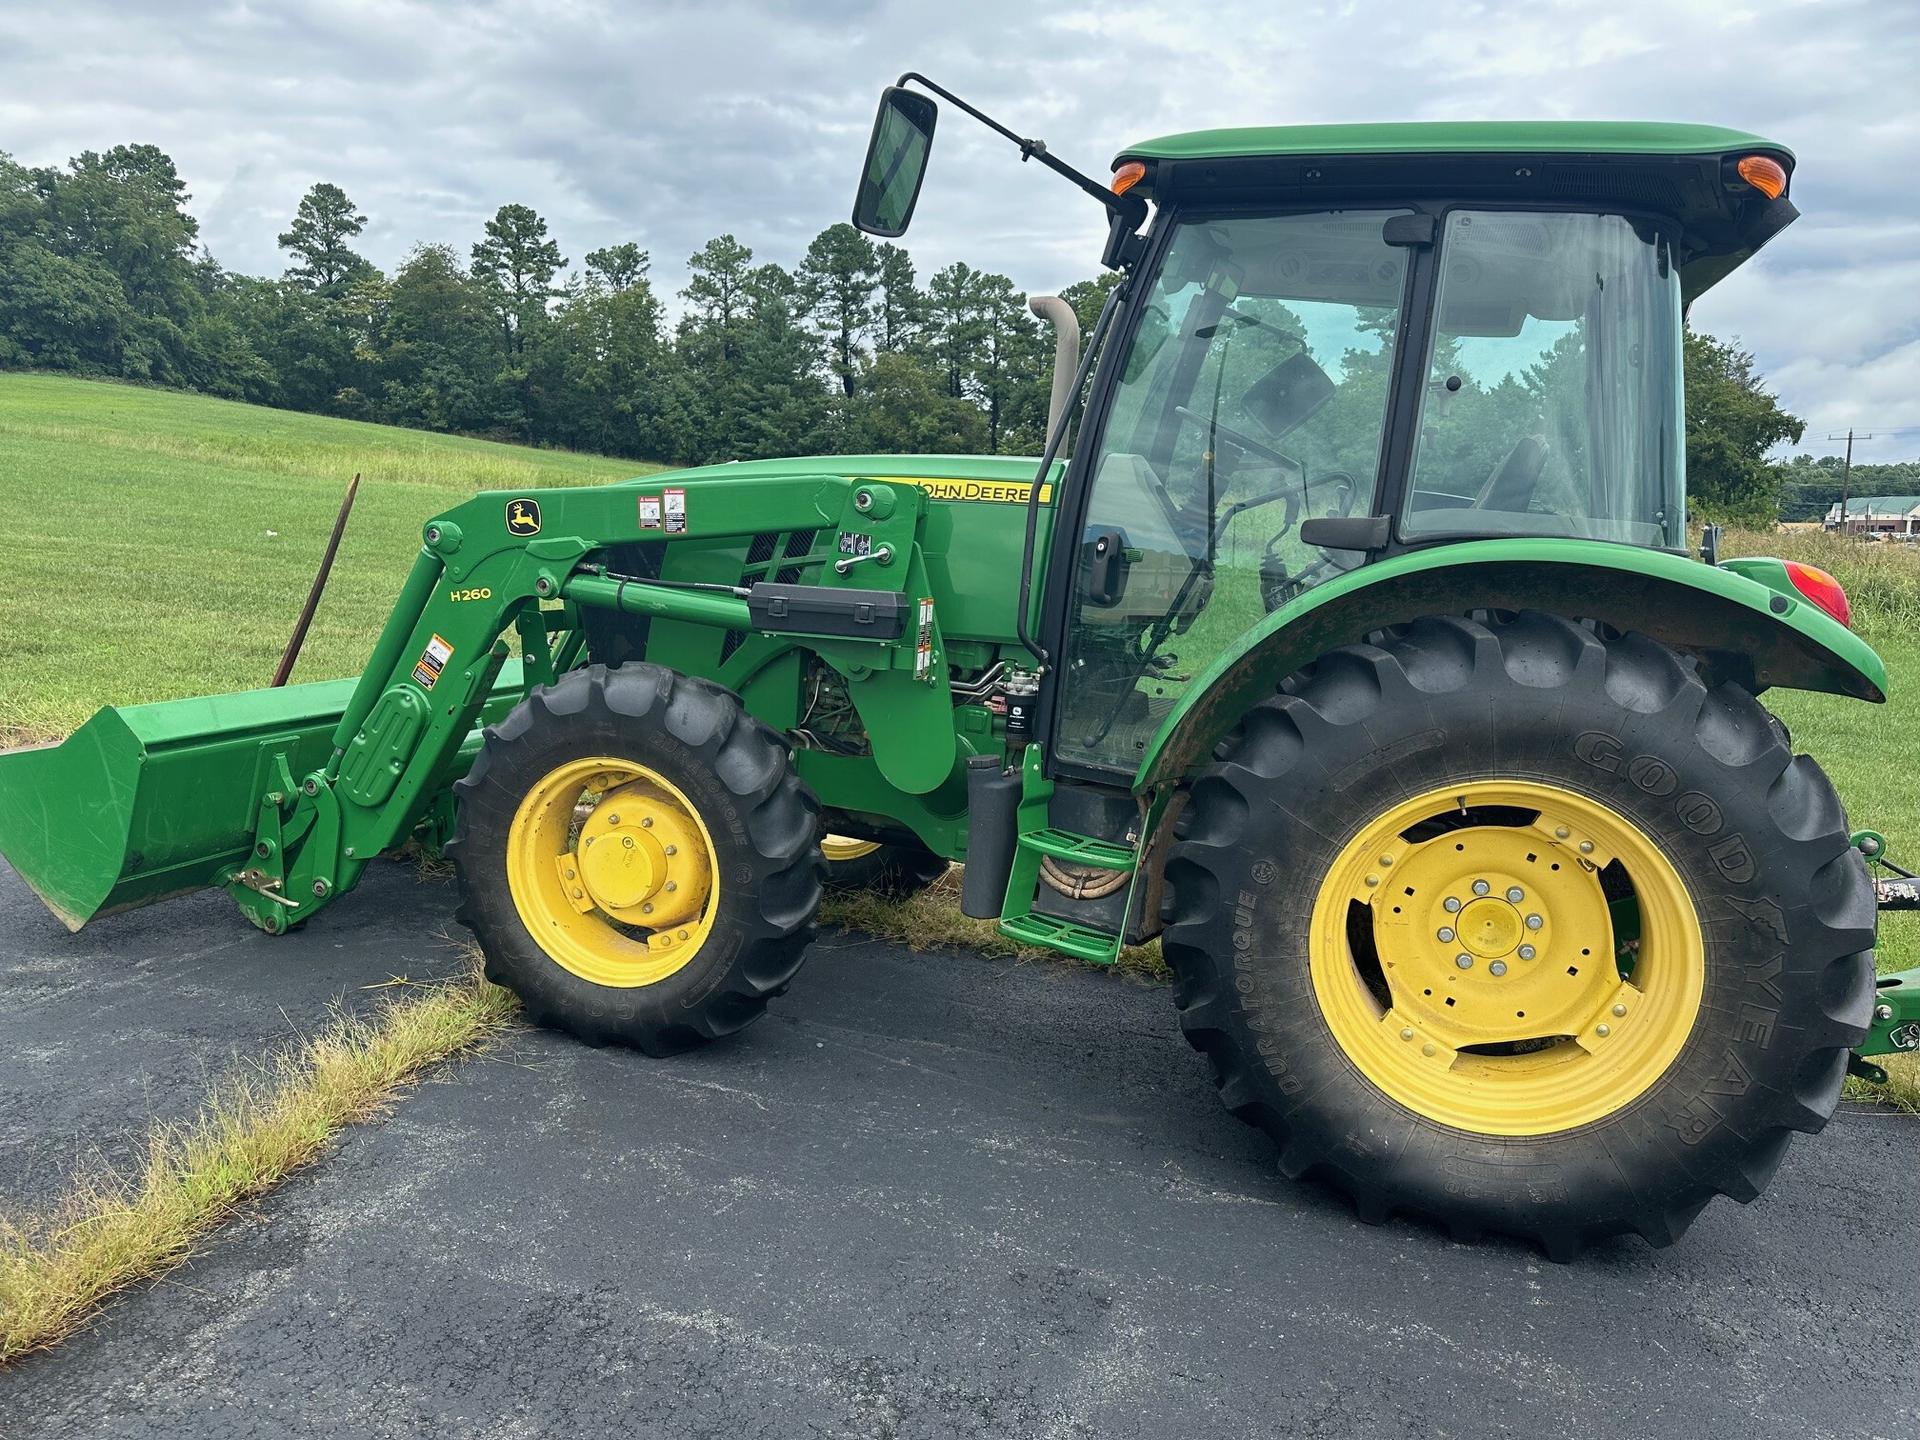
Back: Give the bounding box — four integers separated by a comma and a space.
1, 859, 1915, 1439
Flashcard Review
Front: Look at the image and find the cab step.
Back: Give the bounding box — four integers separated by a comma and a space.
998, 912, 1125, 964
1016, 827, 1138, 871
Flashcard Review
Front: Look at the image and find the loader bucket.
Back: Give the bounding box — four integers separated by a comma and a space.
0, 663, 533, 931
0, 677, 361, 930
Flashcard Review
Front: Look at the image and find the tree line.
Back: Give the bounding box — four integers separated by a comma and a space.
0, 141, 1835, 519
0, 144, 1113, 465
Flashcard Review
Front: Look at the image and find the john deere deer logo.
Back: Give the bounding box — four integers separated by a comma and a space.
506, 498, 542, 536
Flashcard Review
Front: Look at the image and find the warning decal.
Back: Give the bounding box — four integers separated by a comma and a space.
412, 633, 455, 691
663, 487, 687, 534
638, 494, 662, 530
915, 597, 935, 682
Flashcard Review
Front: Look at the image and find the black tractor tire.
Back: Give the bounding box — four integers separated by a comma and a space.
449, 664, 823, 1055
1161, 611, 1877, 1258
821, 836, 950, 898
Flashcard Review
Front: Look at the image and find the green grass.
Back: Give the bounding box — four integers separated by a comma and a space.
0, 373, 657, 743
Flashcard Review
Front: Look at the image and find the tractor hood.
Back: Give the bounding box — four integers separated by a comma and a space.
1113, 121, 1797, 304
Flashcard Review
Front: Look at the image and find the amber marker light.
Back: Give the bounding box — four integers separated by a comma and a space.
1111, 161, 1147, 195
1735, 154, 1788, 198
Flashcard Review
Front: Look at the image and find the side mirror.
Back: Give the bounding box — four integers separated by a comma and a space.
852, 87, 938, 238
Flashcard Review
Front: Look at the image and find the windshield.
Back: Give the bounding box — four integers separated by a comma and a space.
1400, 210, 1684, 547
1054, 210, 1410, 772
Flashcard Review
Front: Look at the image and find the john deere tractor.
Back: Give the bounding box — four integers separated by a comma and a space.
4, 75, 1915, 1257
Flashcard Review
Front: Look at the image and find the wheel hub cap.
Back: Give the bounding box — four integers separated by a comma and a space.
1308, 780, 1705, 1136
505, 757, 721, 988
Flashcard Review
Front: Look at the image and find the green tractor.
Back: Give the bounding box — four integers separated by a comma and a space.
3, 75, 1914, 1257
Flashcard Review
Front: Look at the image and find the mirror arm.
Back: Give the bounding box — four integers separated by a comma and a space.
896, 72, 1148, 232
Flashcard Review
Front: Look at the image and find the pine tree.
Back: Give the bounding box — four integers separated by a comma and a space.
277, 183, 373, 294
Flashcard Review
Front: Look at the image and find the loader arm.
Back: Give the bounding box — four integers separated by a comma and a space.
0, 471, 965, 934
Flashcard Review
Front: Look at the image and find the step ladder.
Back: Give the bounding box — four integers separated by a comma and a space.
994, 747, 1147, 965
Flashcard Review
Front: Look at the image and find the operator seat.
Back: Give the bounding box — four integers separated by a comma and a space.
1474, 434, 1550, 514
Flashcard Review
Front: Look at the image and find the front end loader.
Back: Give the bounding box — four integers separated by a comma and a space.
3, 77, 1914, 1258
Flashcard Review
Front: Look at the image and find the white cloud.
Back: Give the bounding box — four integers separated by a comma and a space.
1, 0, 1913, 459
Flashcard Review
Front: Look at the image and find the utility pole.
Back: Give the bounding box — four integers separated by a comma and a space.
1823, 430, 1876, 534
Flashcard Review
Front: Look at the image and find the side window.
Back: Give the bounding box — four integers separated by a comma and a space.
1402, 210, 1684, 547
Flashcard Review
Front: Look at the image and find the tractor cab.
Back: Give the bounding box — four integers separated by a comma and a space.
1044, 123, 1797, 773
855, 86, 1805, 783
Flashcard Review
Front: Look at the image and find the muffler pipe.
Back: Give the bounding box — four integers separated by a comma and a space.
1028, 294, 1080, 453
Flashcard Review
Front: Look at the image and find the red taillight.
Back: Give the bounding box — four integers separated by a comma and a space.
1783, 561, 1851, 627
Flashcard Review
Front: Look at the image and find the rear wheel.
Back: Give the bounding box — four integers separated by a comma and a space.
1162, 611, 1876, 1257
450, 664, 822, 1054
820, 833, 949, 897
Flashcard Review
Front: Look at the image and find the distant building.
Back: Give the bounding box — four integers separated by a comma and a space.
1823, 495, 1920, 537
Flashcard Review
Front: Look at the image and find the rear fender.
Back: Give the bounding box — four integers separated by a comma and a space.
1132, 539, 1887, 791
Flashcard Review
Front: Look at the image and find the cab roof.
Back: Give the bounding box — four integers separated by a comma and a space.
1113, 121, 1798, 303
1116, 120, 1792, 165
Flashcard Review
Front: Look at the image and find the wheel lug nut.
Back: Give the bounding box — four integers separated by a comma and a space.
1455, 953, 1473, 969
1518, 944, 1536, 960
641, 817, 654, 828
1554, 826, 1570, 839
1595, 1023, 1611, 1037
1437, 927, 1455, 942
1443, 897, 1462, 913
1378, 854, 1393, 867
1472, 879, 1490, 896
1506, 886, 1524, 902
1489, 961, 1507, 976
664, 844, 677, 856
1525, 913, 1543, 930
1421, 1042, 1437, 1057
665, 881, 678, 892
1578, 840, 1594, 855
642, 902, 653, 914
1612, 1003, 1627, 1017
1364, 875, 1380, 887
1400, 1027, 1415, 1041
606, 813, 620, 826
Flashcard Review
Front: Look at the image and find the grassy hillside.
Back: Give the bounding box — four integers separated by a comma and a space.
0, 374, 658, 740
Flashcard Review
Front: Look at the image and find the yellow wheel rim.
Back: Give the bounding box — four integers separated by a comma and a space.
821, 835, 883, 863
505, 755, 720, 988
1308, 780, 1704, 1136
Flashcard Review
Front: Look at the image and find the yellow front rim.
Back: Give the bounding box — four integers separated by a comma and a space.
1308, 780, 1704, 1136
821, 835, 883, 863
506, 756, 720, 988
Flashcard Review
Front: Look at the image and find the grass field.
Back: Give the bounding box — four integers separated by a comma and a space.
0, 373, 656, 743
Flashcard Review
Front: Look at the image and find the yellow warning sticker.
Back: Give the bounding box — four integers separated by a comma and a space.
412, 633, 454, 690
870, 476, 1054, 505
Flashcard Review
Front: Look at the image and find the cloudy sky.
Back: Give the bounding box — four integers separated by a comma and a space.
2, 0, 1915, 461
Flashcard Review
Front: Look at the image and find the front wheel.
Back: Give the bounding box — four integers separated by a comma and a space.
821, 833, 949, 898
449, 664, 822, 1054
1163, 612, 1877, 1258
